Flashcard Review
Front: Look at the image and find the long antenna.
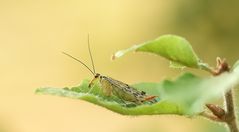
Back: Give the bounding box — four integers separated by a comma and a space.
62, 51, 95, 76
87, 34, 96, 74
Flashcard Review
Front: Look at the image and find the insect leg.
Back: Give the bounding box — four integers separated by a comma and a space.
87, 82, 96, 94
89, 77, 98, 88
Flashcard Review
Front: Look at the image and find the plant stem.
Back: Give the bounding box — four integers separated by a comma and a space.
203, 57, 238, 132
224, 89, 238, 132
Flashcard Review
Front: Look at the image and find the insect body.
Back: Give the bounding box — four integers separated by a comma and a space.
89, 73, 157, 104
62, 36, 157, 105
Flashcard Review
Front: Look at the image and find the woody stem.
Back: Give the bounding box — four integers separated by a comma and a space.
203, 58, 238, 132
224, 89, 238, 132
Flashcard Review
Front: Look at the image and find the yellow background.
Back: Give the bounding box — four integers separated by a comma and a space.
0, 0, 238, 132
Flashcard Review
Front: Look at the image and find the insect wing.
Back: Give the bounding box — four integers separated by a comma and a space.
103, 77, 146, 103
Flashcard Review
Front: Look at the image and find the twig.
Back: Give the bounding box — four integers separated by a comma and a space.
224, 89, 238, 132
203, 57, 238, 132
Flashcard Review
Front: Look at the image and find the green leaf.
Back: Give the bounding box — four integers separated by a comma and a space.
36, 62, 239, 116
36, 80, 182, 115
139, 61, 239, 115
113, 35, 210, 70
169, 61, 186, 69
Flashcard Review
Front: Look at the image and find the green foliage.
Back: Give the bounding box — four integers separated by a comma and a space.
36, 64, 239, 115
36, 34, 239, 117
36, 80, 182, 115
113, 35, 209, 69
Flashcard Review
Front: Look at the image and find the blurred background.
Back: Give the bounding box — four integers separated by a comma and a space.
0, 0, 238, 132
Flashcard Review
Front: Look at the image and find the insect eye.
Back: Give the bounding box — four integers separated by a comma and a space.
95, 73, 100, 78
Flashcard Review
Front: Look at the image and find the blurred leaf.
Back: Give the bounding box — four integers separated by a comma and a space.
232, 60, 239, 70
113, 35, 211, 70
146, 61, 239, 115
36, 62, 239, 115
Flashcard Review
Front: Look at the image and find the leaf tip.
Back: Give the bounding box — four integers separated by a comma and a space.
111, 51, 123, 60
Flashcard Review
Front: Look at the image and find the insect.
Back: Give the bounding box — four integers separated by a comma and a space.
62, 36, 157, 105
